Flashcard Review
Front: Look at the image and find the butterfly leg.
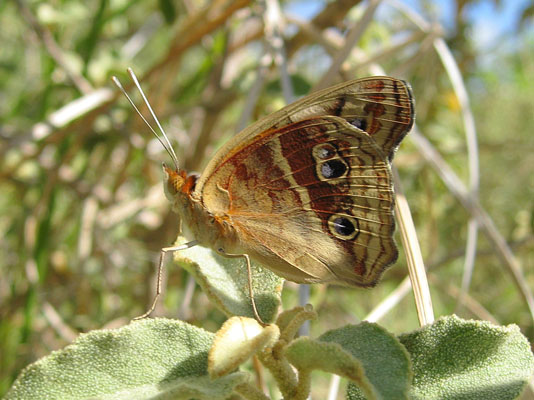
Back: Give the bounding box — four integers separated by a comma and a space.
216, 248, 265, 325
133, 240, 198, 320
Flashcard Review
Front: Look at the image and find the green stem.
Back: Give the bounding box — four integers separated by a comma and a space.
259, 343, 298, 399
281, 309, 317, 342
234, 382, 271, 400
293, 368, 312, 400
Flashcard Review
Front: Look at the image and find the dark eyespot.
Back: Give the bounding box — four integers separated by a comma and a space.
333, 217, 356, 236
350, 118, 367, 131
316, 145, 335, 159
321, 159, 347, 179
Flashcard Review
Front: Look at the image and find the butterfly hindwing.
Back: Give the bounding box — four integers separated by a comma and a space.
198, 117, 397, 286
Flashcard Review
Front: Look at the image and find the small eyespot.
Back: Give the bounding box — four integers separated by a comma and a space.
350, 118, 367, 131
328, 214, 359, 240
333, 217, 355, 236
313, 143, 336, 160
321, 159, 347, 179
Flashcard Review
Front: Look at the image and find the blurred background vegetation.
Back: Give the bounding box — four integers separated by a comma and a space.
1, 0, 533, 397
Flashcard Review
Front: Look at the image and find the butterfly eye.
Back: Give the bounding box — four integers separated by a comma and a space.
328, 215, 360, 240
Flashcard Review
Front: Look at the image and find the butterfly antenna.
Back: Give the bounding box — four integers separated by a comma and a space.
112, 69, 180, 170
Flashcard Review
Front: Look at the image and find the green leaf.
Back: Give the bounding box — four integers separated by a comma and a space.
5, 318, 247, 400
398, 315, 534, 400
288, 322, 412, 400
286, 337, 375, 399
175, 238, 283, 322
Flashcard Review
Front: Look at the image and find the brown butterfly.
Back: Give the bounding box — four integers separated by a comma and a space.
114, 73, 414, 320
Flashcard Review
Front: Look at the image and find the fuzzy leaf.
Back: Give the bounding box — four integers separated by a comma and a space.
5, 318, 247, 400
398, 315, 534, 400
289, 322, 411, 400
324, 323, 411, 400
174, 237, 283, 322
208, 316, 280, 378
285, 337, 375, 399
276, 305, 317, 339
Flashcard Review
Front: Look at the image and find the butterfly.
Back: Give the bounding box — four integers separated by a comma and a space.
114, 73, 414, 320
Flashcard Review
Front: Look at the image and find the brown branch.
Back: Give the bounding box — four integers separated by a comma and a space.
286, 0, 362, 57
15, 0, 93, 94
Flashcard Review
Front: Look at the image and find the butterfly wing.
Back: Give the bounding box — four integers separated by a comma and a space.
192, 77, 414, 286
197, 116, 398, 286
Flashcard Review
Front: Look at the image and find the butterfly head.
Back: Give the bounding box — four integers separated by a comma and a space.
162, 163, 197, 203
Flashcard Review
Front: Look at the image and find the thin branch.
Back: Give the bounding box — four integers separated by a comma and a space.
285, 14, 344, 56
314, 0, 381, 91
148, 0, 252, 79
15, 0, 93, 94
365, 277, 413, 323
354, 30, 429, 73
393, 167, 435, 326
411, 128, 534, 324
364, 235, 533, 323
236, 49, 272, 132
428, 275, 498, 324
387, 0, 482, 320
264, 0, 295, 103
42, 302, 79, 343
286, 0, 363, 58
433, 37, 481, 312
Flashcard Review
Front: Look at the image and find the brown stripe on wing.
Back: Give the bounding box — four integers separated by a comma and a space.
226, 132, 299, 215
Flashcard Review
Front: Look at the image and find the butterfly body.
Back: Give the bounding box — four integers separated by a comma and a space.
164, 77, 414, 288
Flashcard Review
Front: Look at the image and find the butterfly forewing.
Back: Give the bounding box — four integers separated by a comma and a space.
196, 77, 413, 188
